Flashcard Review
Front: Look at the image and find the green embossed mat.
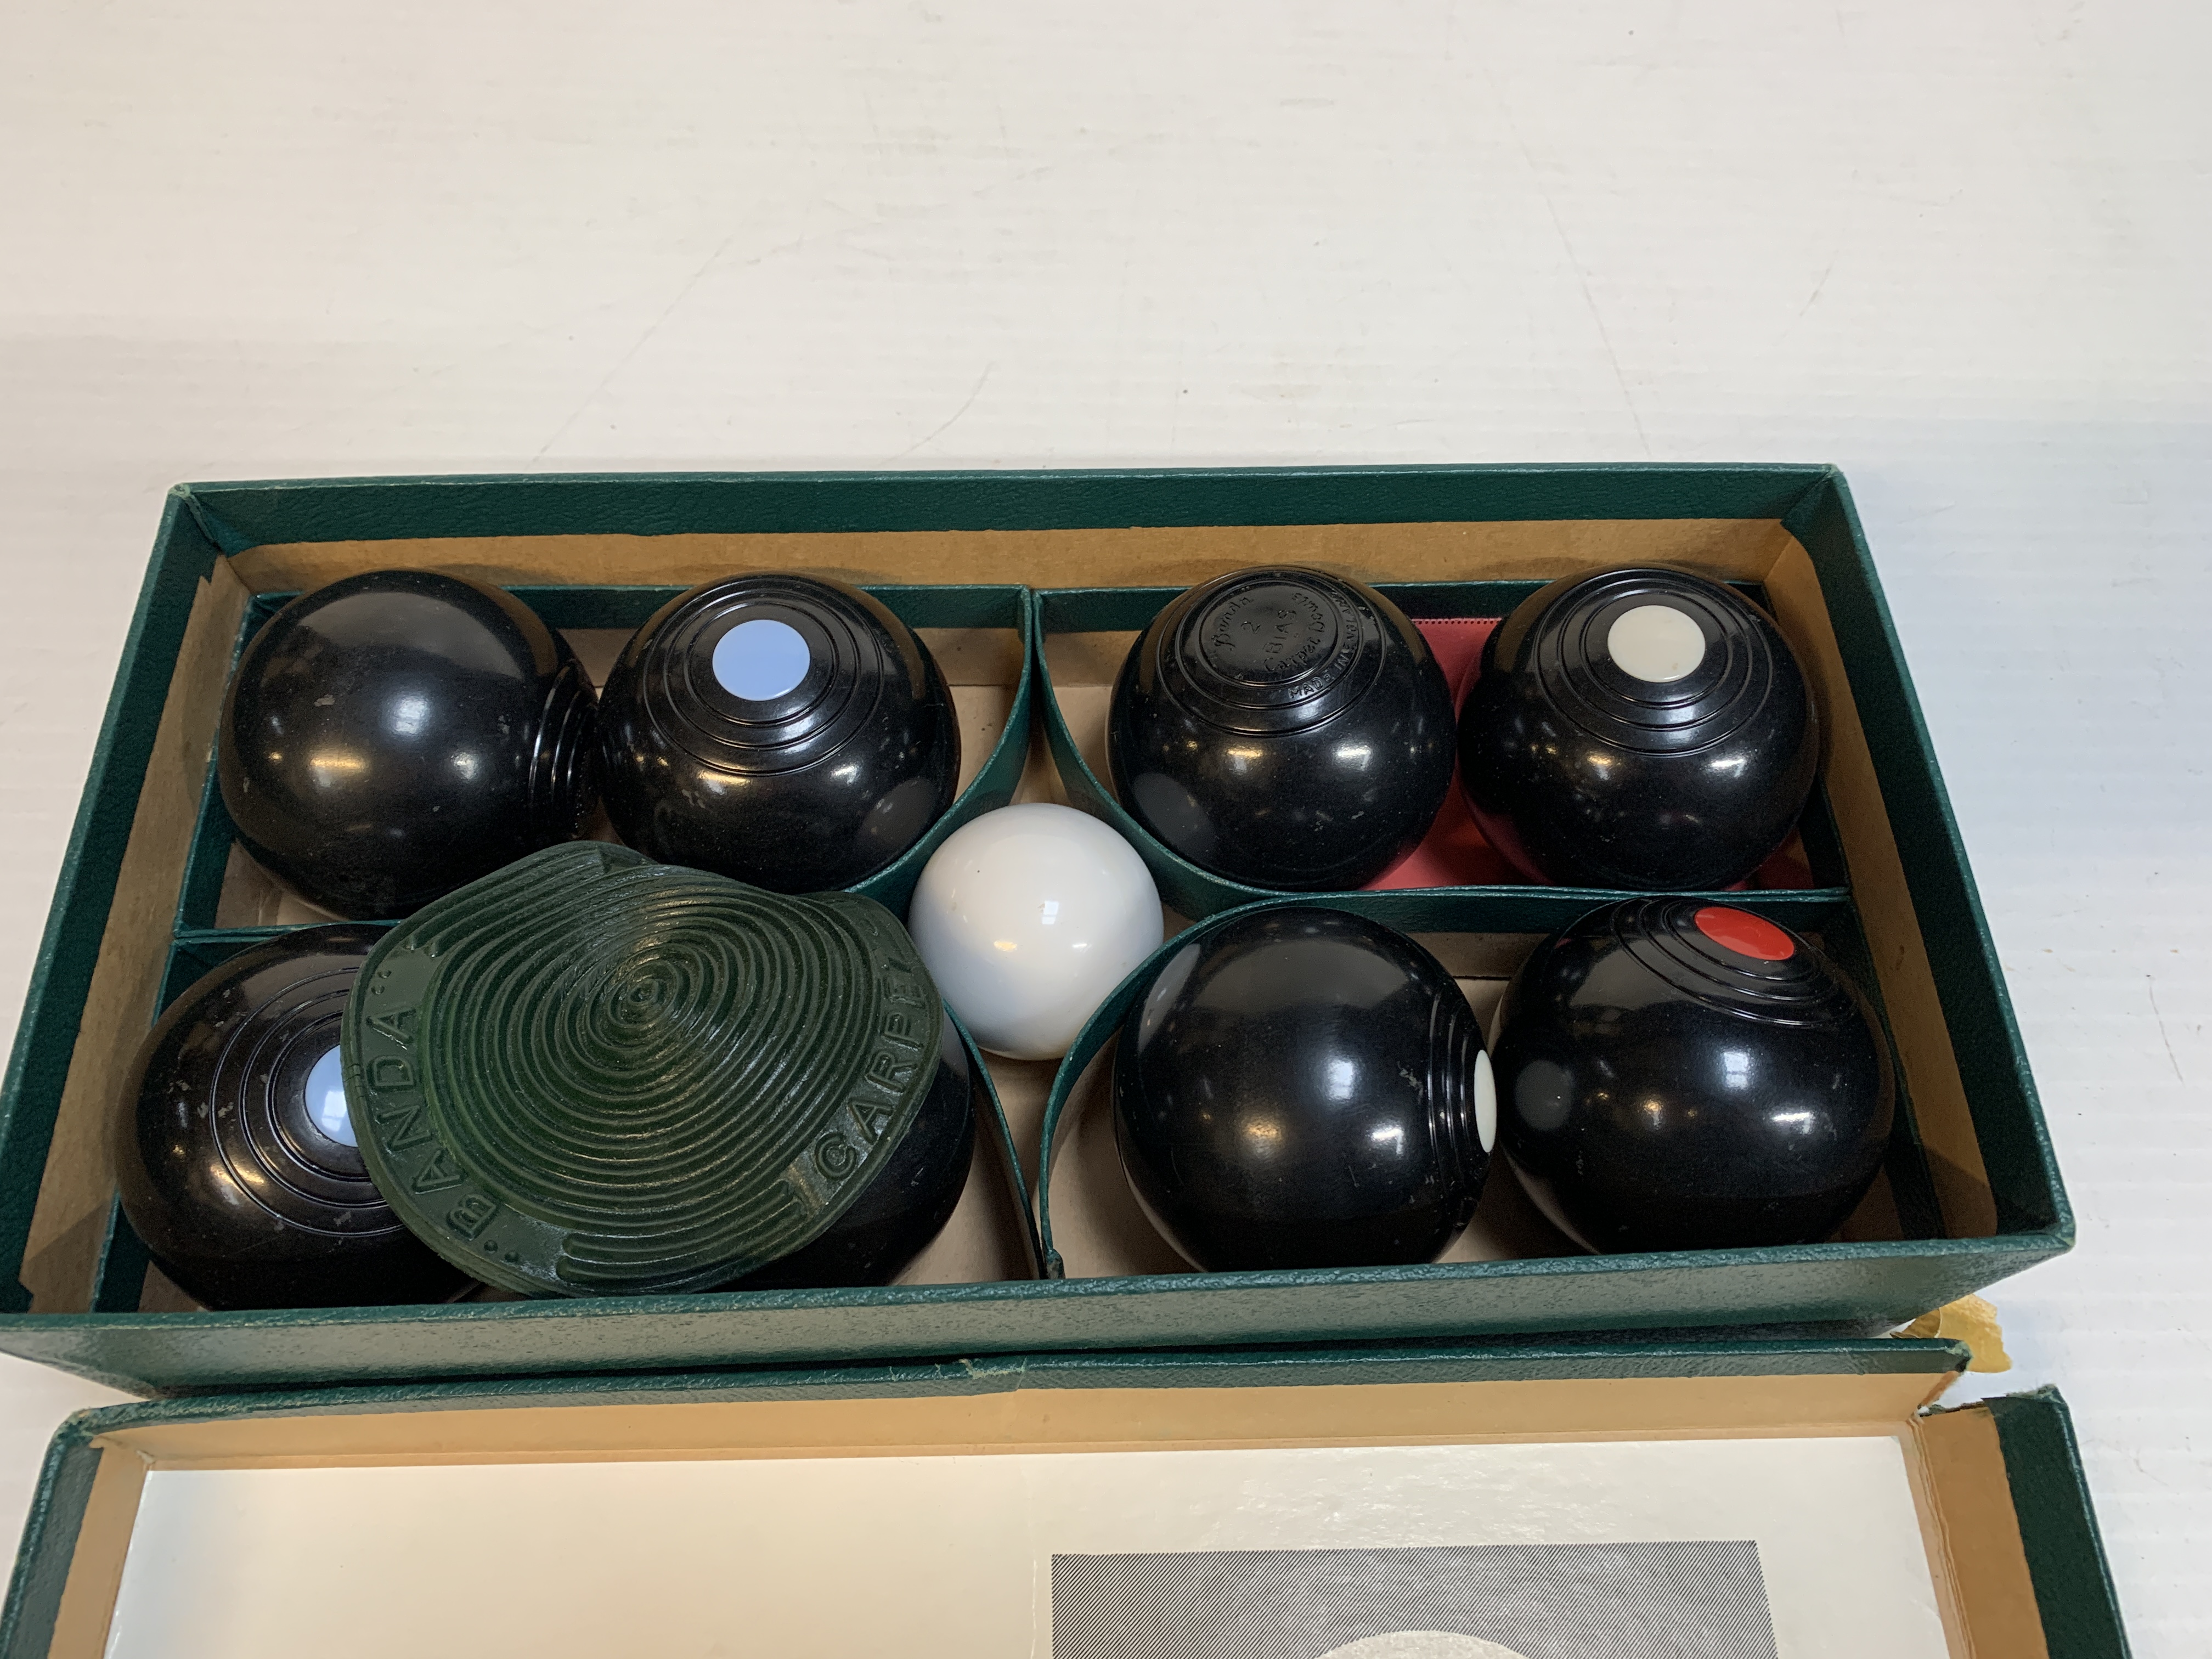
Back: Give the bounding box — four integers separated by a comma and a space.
346, 842, 945, 1297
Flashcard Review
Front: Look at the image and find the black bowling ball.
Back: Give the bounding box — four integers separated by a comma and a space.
1493, 899, 1895, 1253
599, 574, 961, 892
219, 570, 598, 919
1109, 568, 1455, 891
1113, 906, 1492, 1271
114, 926, 472, 1310
726, 1013, 977, 1290
1457, 566, 1819, 890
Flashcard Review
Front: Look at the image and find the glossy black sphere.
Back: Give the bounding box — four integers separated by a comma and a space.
1114, 906, 1491, 1271
1494, 899, 1895, 1254
1109, 568, 1455, 891
599, 574, 961, 892
727, 1013, 977, 1291
114, 926, 471, 1310
1457, 566, 1819, 889
219, 570, 598, 919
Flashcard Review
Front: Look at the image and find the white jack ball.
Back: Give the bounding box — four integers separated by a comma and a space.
909, 804, 1164, 1061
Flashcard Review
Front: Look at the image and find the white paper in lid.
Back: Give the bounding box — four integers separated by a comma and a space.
107, 1435, 1949, 1658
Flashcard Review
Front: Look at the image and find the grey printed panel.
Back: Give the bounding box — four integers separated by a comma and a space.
1052, 1541, 1778, 1659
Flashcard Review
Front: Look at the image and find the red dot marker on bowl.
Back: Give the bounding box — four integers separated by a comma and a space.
1692, 905, 1796, 961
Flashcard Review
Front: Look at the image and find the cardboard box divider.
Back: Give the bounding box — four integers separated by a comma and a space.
86, 582, 1042, 1317
1035, 911, 1949, 1286
1033, 579, 1854, 917
0, 466, 2073, 1392
1024, 565, 1960, 1279
176, 584, 1032, 932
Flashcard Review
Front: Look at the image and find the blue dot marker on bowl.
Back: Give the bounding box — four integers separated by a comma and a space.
713, 618, 812, 702
305, 1044, 356, 1147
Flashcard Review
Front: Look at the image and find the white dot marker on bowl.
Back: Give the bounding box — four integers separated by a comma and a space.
712, 618, 812, 702
1474, 1048, 1497, 1154
1606, 603, 1707, 682
304, 1045, 356, 1147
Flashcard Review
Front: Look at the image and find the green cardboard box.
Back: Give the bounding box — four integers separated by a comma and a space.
0, 1341, 2130, 1658
0, 466, 2069, 1393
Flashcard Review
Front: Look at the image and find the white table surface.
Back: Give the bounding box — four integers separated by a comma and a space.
0, 2, 2203, 1649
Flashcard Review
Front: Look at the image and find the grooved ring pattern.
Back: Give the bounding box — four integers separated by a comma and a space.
345, 841, 943, 1297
